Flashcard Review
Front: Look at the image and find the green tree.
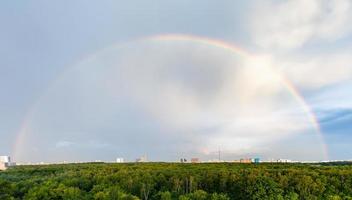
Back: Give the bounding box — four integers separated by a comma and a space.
210, 192, 230, 200
0, 179, 15, 200
158, 191, 172, 200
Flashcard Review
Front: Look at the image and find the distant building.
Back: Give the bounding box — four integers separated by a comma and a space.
206, 159, 222, 163
240, 158, 252, 163
0, 156, 15, 170
0, 156, 10, 163
277, 159, 292, 163
180, 158, 187, 163
191, 158, 200, 163
136, 155, 147, 162
116, 158, 124, 163
253, 158, 260, 164
0, 162, 7, 170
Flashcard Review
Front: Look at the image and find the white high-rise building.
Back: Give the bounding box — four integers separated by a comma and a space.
116, 158, 124, 163
0, 156, 10, 163
0, 156, 14, 170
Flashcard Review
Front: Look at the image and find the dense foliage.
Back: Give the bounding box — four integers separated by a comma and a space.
1, 162, 352, 199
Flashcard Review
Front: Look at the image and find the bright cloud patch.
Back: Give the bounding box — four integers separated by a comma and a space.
250, 0, 352, 49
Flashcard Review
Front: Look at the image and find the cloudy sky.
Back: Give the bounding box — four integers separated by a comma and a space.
1, 0, 351, 163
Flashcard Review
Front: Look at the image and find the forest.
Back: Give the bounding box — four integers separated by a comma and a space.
1, 162, 352, 200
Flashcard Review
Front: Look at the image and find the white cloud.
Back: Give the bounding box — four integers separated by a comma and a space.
248, 0, 352, 91
250, 0, 352, 49
275, 52, 352, 89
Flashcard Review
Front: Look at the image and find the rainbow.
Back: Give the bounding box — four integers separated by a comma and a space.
151, 34, 328, 159
12, 34, 329, 161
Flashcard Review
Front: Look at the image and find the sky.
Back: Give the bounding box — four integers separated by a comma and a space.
0, 0, 351, 163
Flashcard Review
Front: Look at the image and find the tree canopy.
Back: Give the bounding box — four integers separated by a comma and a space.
1, 162, 352, 199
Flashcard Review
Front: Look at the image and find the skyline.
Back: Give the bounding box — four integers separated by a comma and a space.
1, 0, 352, 162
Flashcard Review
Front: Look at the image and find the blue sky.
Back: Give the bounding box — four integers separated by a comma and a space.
1, 0, 351, 162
